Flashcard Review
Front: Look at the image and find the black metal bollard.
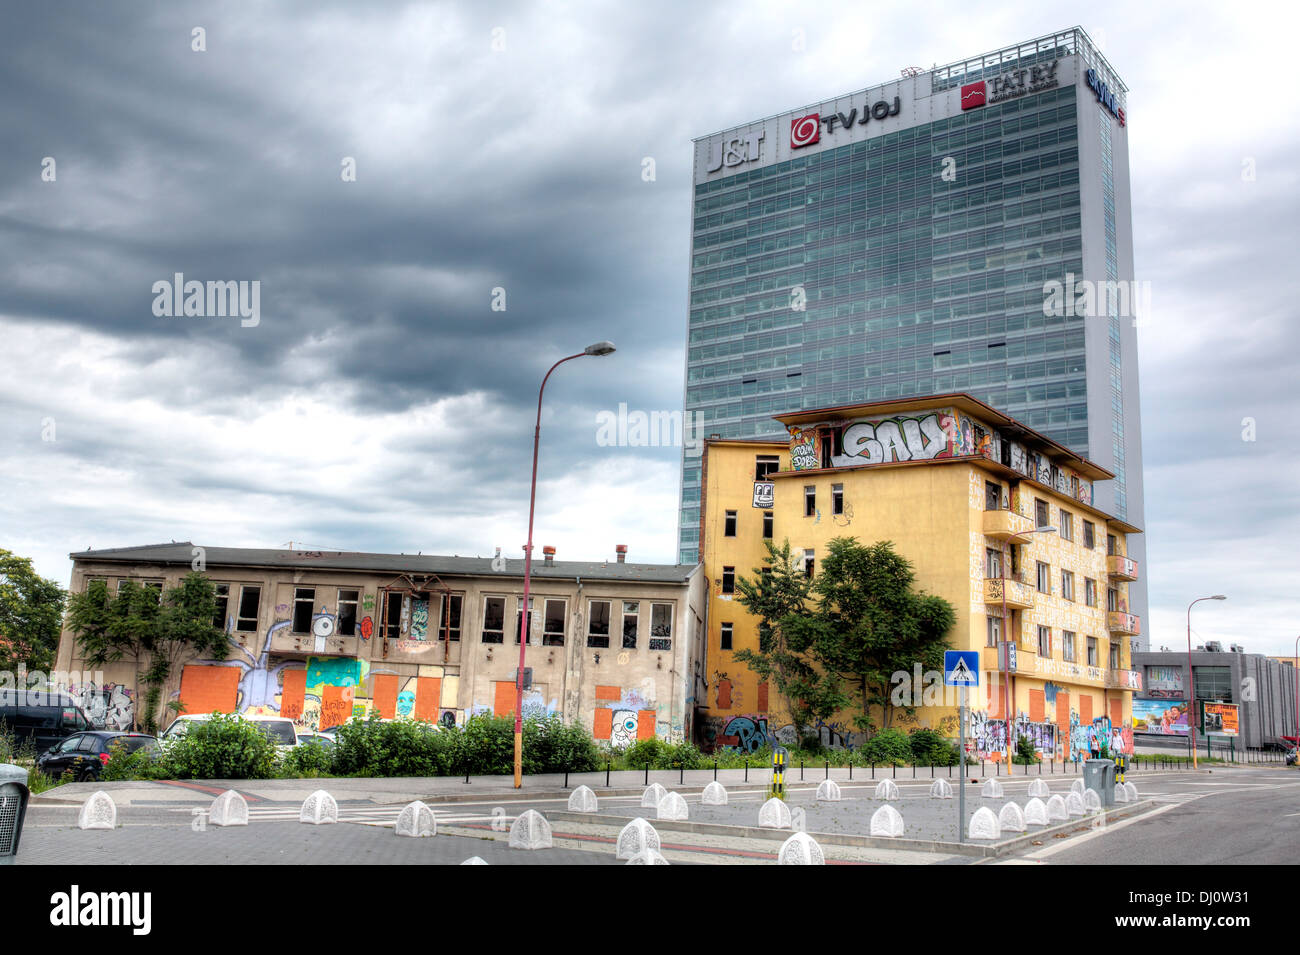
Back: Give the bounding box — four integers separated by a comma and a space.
892, 762, 897, 779
745, 758, 749, 783
800, 760, 805, 782
680, 764, 684, 786
825, 760, 830, 780
871, 762, 876, 779
714, 759, 718, 781
644, 761, 649, 786
564, 769, 569, 789
930, 762, 934, 778
606, 760, 611, 787
912, 763, 915, 779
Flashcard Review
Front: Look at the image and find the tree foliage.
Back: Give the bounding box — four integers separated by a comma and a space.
790, 538, 956, 733
733, 540, 849, 740
0, 548, 67, 673
66, 572, 229, 732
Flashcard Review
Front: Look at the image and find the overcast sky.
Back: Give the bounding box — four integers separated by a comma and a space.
2, 1, 1296, 656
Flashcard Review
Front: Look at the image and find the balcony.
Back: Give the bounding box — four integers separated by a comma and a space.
983, 507, 1033, 540
1106, 611, 1141, 636
1107, 554, 1139, 581
984, 575, 1035, 609
267, 630, 360, 657
1106, 668, 1143, 691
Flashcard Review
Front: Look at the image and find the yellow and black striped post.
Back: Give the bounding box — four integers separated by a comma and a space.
771, 747, 786, 798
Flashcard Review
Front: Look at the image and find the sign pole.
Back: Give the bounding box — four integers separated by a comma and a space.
959, 685, 967, 843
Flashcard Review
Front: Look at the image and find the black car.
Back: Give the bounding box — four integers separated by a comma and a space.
36, 731, 157, 781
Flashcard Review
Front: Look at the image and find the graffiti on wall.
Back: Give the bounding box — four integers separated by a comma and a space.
788, 426, 820, 470
970, 710, 1057, 759
196, 620, 302, 717
832, 411, 966, 467
70, 682, 134, 731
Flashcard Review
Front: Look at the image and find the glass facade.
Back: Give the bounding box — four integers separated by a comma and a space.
679, 83, 1089, 562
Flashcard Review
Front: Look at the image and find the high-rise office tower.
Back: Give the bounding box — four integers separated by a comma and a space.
680, 27, 1147, 643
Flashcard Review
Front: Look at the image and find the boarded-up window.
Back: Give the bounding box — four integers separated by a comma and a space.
1109, 698, 1122, 730
757, 681, 769, 712
636, 709, 656, 740
1028, 689, 1045, 723
280, 669, 307, 721
372, 673, 399, 719
593, 708, 613, 740
1056, 692, 1070, 729
1080, 695, 1093, 723
595, 685, 621, 702
414, 677, 441, 722
178, 665, 241, 715
320, 685, 352, 731
493, 681, 516, 717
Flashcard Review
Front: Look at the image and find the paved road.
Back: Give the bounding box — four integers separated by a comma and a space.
1000, 770, 1299, 865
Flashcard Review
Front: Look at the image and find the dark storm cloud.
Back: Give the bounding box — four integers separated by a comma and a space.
2, 1, 1298, 653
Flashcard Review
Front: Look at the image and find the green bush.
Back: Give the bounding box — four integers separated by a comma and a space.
161, 712, 278, 779
623, 737, 666, 769
857, 729, 913, 766
522, 716, 602, 774
909, 728, 960, 767
278, 741, 334, 778
1013, 734, 1040, 765
330, 716, 458, 777
102, 738, 167, 781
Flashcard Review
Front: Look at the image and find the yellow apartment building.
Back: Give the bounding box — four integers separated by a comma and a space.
698, 393, 1143, 763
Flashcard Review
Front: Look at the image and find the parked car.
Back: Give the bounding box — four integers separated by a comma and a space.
0, 688, 96, 755
160, 714, 301, 749
295, 733, 335, 747
37, 731, 157, 781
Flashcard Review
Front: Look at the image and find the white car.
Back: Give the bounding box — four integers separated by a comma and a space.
160, 713, 301, 749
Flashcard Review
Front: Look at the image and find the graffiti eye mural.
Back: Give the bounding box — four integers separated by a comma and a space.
312, 614, 336, 638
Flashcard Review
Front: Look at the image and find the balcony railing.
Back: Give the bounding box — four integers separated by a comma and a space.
1106, 611, 1141, 636
1106, 668, 1143, 690
983, 507, 1033, 540
984, 575, 1035, 609
267, 630, 360, 657
1107, 554, 1139, 581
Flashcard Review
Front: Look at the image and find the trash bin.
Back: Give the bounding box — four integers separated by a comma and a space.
0, 763, 31, 865
1083, 758, 1115, 807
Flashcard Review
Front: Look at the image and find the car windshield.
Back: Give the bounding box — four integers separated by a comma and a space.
256, 722, 296, 744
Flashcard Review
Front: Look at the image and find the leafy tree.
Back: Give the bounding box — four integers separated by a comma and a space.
0, 549, 67, 674
733, 540, 849, 742
66, 573, 228, 732
789, 538, 956, 734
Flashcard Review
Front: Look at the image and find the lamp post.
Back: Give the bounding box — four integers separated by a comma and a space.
1000, 523, 1056, 769
513, 341, 616, 788
1294, 634, 1299, 758
1185, 594, 1226, 770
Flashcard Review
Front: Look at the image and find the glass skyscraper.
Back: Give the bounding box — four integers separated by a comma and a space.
679, 27, 1147, 641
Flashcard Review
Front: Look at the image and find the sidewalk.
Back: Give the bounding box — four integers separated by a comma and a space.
30, 760, 1116, 808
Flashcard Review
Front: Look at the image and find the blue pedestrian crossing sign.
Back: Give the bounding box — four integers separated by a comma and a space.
944, 650, 980, 687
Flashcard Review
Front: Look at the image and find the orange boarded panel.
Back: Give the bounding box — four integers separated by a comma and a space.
1028, 689, 1045, 723
1056, 692, 1070, 727
757, 681, 769, 711
593, 708, 612, 740
414, 677, 441, 722
320, 685, 352, 732
494, 681, 517, 717
178, 665, 241, 715
1110, 698, 1122, 728
280, 669, 307, 721
636, 709, 656, 739
372, 673, 398, 720
1080, 694, 1093, 723
595, 685, 621, 701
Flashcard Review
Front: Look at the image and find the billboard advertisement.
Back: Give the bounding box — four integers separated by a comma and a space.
1203, 702, 1239, 737
1144, 665, 1184, 699
1133, 699, 1190, 736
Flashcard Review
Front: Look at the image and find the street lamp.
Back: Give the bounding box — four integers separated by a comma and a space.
1000, 524, 1056, 768
1186, 594, 1226, 769
513, 341, 616, 788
